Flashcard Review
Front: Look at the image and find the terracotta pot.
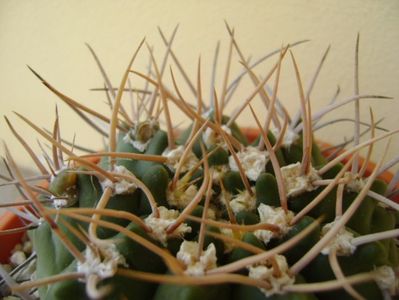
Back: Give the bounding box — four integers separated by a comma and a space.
0, 210, 28, 263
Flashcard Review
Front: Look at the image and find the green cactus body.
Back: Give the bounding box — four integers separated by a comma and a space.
256, 173, 281, 207
232, 275, 318, 300
251, 132, 286, 171
45, 262, 156, 300
277, 216, 321, 265
303, 243, 386, 300
3, 27, 399, 300
228, 232, 265, 263
154, 282, 231, 300
222, 171, 245, 195
138, 164, 170, 215
235, 211, 260, 225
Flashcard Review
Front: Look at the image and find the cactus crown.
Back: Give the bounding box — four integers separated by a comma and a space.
1, 25, 398, 300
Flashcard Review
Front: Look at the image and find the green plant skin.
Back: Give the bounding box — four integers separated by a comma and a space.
191, 168, 205, 189
265, 154, 287, 174
281, 141, 304, 166
76, 171, 103, 209
228, 232, 265, 264
256, 172, 281, 208
343, 179, 387, 235
232, 275, 317, 300
199, 226, 225, 262
250, 132, 286, 170
394, 210, 399, 227
129, 130, 168, 178
222, 116, 248, 147
311, 141, 327, 169
185, 205, 206, 240
138, 164, 170, 215
30, 172, 145, 298
44, 261, 156, 300
387, 239, 399, 267
43, 260, 87, 300
115, 222, 166, 273
176, 115, 248, 161
175, 124, 202, 159
235, 211, 260, 225
288, 188, 337, 223
222, 171, 245, 194
276, 216, 321, 265
321, 162, 344, 180
303, 241, 388, 300
99, 132, 137, 172
75, 169, 142, 239
30, 221, 83, 299
166, 236, 185, 256
29, 122, 398, 299
100, 129, 168, 179
370, 205, 397, 266
281, 134, 326, 169
356, 240, 390, 267
48, 169, 77, 197
208, 145, 229, 166
102, 274, 159, 300
31, 172, 101, 298
288, 176, 390, 230
96, 191, 141, 239
343, 193, 376, 234
42, 222, 165, 299
76, 171, 142, 239
153, 281, 231, 300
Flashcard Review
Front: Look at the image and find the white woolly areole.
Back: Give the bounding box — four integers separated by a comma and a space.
162, 145, 199, 173
77, 243, 126, 279
132, 139, 150, 152
230, 188, 256, 214
229, 146, 268, 182
211, 165, 230, 183
280, 162, 321, 197
101, 165, 137, 195
374, 266, 398, 295
51, 197, 69, 209
219, 226, 235, 253
248, 255, 295, 297
321, 221, 356, 256
254, 204, 294, 244
271, 127, 299, 147
195, 206, 217, 220
202, 127, 216, 148
202, 125, 231, 149
167, 184, 198, 209
123, 119, 159, 152
144, 206, 191, 245
343, 172, 366, 193
176, 241, 217, 276
123, 132, 150, 152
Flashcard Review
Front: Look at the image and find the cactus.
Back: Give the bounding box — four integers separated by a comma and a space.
1, 25, 398, 300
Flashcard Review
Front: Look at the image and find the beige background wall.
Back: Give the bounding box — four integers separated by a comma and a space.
0, 0, 398, 175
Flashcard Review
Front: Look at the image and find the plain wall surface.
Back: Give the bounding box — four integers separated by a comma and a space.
0, 0, 398, 173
